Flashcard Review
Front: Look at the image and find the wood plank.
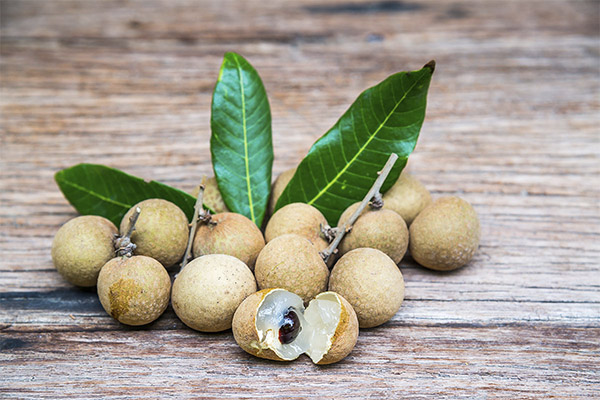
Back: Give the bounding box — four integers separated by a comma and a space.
1, 0, 599, 398
1, 325, 598, 398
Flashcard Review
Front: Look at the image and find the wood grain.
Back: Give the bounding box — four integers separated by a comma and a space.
1, 0, 599, 398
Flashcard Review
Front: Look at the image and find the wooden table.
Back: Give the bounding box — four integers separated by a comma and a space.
1, 1, 599, 398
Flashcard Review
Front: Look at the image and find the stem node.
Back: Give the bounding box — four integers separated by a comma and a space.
320, 153, 398, 264
114, 206, 141, 258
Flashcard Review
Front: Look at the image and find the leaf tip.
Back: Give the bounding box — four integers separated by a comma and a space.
224, 51, 244, 64
424, 60, 436, 73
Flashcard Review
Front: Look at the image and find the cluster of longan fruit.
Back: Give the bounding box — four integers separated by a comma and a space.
52, 171, 479, 364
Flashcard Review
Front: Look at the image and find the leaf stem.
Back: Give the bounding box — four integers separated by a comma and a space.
320, 153, 398, 264
181, 177, 207, 270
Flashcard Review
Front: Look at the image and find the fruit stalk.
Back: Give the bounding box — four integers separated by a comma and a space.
320, 153, 398, 263
114, 206, 141, 257
181, 176, 207, 269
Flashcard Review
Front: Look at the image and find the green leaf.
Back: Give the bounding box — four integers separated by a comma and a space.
275, 61, 435, 225
55, 163, 197, 226
211, 52, 273, 227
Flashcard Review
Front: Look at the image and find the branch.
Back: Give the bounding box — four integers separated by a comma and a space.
180, 176, 208, 270
320, 153, 398, 263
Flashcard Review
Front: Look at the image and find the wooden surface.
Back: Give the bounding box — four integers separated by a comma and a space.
1, 0, 599, 398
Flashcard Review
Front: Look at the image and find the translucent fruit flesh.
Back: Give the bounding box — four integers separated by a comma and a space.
254, 289, 343, 363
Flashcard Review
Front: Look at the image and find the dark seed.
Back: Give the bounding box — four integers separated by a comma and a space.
279, 308, 302, 344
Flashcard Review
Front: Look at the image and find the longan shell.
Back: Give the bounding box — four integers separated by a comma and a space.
383, 173, 432, 225
338, 203, 409, 264
265, 203, 329, 252
192, 213, 265, 270
409, 196, 480, 271
232, 289, 359, 364
97, 255, 171, 326
232, 289, 286, 361
255, 234, 329, 303
172, 254, 257, 332
120, 199, 189, 268
329, 248, 405, 328
51, 216, 118, 287
268, 168, 296, 216
316, 292, 359, 365
190, 177, 229, 214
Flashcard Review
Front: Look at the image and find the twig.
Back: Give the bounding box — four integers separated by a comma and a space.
369, 192, 384, 209
181, 176, 207, 270
320, 223, 339, 243
320, 153, 398, 263
114, 207, 141, 257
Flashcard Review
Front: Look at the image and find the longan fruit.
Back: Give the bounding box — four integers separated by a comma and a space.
409, 196, 480, 271
120, 199, 189, 268
383, 172, 432, 225
51, 215, 118, 287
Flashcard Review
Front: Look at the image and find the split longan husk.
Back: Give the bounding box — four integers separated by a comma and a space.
120, 199, 189, 268
409, 196, 480, 271
97, 255, 171, 326
338, 202, 409, 264
51, 215, 118, 287
254, 234, 329, 304
232, 288, 359, 364
329, 248, 405, 328
172, 254, 257, 332
192, 212, 265, 270
383, 172, 432, 226
264, 202, 329, 252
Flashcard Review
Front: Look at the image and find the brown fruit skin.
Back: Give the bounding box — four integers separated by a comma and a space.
172, 254, 256, 332
383, 172, 432, 226
51, 216, 118, 287
409, 196, 480, 271
338, 202, 409, 264
329, 248, 405, 328
97, 255, 171, 326
232, 289, 286, 361
316, 293, 359, 365
268, 168, 296, 216
192, 213, 265, 270
190, 177, 229, 214
120, 199, 189, 268
265, 203, 329, 252
255, 234, 329, 303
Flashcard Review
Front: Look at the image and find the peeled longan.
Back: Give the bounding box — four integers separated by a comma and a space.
97, 255, 171, 326
409, 196, 480, 271
329, 248, 405, 328
51, 215, 118, 287
232, 288, 359, 364
268, 167, 296, 215
383, 172, 432, 225
338, 202, 408, 264
192, 212, 265, 270
120, 199, 189, 268
171, 254, 256, 332
265, 203, 329, 252
254, 234, 329, 303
